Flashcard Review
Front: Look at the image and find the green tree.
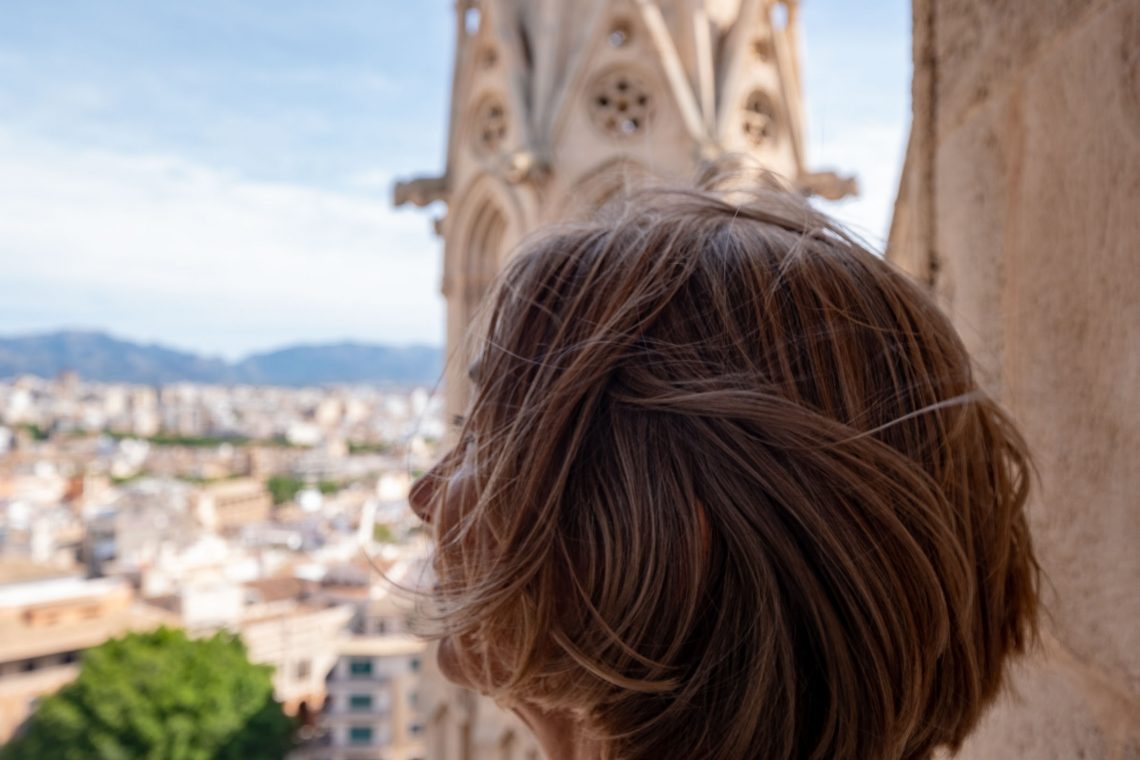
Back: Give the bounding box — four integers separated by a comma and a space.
1, 627, 293, 760
266, 475, 304, 505
19, 423, 49, 442
266, 476, 342, 505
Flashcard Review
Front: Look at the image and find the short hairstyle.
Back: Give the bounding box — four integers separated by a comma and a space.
429, 179, 1038, 759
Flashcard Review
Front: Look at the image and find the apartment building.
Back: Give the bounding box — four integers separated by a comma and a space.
0, 569, 173, 741
192, 477, 271, 533
240, 577, 355, 714
296, 635, 427, 760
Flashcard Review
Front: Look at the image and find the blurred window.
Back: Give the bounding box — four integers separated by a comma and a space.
349, 725, 373, 745
349, 658, 373, 677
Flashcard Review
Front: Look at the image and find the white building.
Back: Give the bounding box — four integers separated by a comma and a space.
296, 635, 427, 760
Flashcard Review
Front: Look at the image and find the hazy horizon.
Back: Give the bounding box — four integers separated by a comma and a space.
0, 326, 446, 360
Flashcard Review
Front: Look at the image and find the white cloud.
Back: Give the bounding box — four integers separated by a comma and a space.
0, 130, 443, 358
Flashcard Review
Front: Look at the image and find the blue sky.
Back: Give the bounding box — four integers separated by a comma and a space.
0, 0, 910, 359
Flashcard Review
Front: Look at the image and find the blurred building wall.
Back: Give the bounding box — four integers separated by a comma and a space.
889, 1, 1140, 756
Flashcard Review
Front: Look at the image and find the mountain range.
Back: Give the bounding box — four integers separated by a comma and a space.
0, 331, 443, 387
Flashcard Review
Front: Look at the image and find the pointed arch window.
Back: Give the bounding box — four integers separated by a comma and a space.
464, 201, 507, 325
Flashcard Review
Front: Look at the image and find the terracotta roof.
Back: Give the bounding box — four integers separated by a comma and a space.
242, 576, 313, 603
0, 604, 176, 663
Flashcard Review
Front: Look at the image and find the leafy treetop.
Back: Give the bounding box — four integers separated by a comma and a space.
1, 627, 294, 760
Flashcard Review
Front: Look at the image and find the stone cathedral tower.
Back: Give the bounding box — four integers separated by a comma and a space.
397, 0, 853, 421
394, 2, 851, 757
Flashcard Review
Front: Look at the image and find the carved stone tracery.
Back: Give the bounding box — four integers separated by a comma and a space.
471, 95, 509, 154
588, 69, 653, 138
742, 89, 778, 145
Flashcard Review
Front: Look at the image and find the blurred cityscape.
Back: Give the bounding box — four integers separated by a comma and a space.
0, 369, 444, 759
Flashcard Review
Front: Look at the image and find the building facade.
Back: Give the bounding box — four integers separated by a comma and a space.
192, 477, 272, 534
239, 583, 356, 715
396, 0, 853, 418
294, 635, 427, 760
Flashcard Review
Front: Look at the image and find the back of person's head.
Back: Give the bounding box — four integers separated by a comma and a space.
428, 176, 1039, 760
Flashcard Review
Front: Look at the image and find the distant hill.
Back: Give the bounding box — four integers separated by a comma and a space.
237, 342, 443, 387
0, 331, 443, 387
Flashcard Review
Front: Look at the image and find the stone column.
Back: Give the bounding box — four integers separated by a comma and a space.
891, 1, 1140, 756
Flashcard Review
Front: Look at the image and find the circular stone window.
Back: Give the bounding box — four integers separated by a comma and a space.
742, 90, 779, 146
471, 95, 508, 154
588, 70, 652, 138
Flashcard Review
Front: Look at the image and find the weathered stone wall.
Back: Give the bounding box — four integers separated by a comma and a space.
890, 1, 1140, 756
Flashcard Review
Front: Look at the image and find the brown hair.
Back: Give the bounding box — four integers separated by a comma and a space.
423, 178, 1038, 759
